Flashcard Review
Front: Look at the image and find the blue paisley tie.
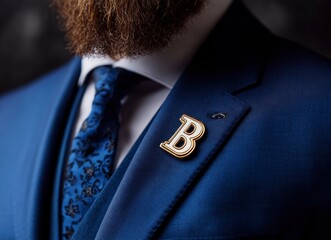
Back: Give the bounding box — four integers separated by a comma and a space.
61, 66, 141, 239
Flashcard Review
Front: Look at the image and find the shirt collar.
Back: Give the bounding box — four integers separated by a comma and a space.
78, 0, 233, 89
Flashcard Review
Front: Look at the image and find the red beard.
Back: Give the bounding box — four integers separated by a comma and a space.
54, 0, 206, 58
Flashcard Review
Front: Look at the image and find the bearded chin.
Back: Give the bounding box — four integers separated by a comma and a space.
54, 0, 206, 58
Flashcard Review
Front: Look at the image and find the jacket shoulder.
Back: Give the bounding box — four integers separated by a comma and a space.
0, 57, 81, 101
270, 37, 331, 79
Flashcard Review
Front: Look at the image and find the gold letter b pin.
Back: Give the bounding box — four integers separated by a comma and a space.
160, 114, 205, 158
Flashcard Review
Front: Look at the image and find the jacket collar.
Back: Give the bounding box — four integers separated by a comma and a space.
78, 0, 233, 89
93, 1, 275, 239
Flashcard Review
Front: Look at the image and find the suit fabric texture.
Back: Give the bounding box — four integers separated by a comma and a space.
0, 1, 331, 239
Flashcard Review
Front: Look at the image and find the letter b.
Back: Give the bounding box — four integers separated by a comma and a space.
160, 114, 205, 158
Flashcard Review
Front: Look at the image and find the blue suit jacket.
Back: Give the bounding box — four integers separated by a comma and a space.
1, 2, 331, 239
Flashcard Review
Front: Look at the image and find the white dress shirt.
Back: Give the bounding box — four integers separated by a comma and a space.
74, 0, 233, 169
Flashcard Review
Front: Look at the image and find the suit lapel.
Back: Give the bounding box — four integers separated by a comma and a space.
21, 57, 80, 240
95, 2, 275, 239
96, 79, 250, 240
50, 60, 85, 240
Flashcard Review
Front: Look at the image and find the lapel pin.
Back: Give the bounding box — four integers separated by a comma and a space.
160, 114, 205, 158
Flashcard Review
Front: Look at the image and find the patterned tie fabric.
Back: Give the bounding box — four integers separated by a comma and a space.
61, 66, 141, 239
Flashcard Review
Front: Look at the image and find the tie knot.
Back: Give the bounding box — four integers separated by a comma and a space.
90, 66, 143, 106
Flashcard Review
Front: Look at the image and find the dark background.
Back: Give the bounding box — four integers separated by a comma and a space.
1, 0, 331, 92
